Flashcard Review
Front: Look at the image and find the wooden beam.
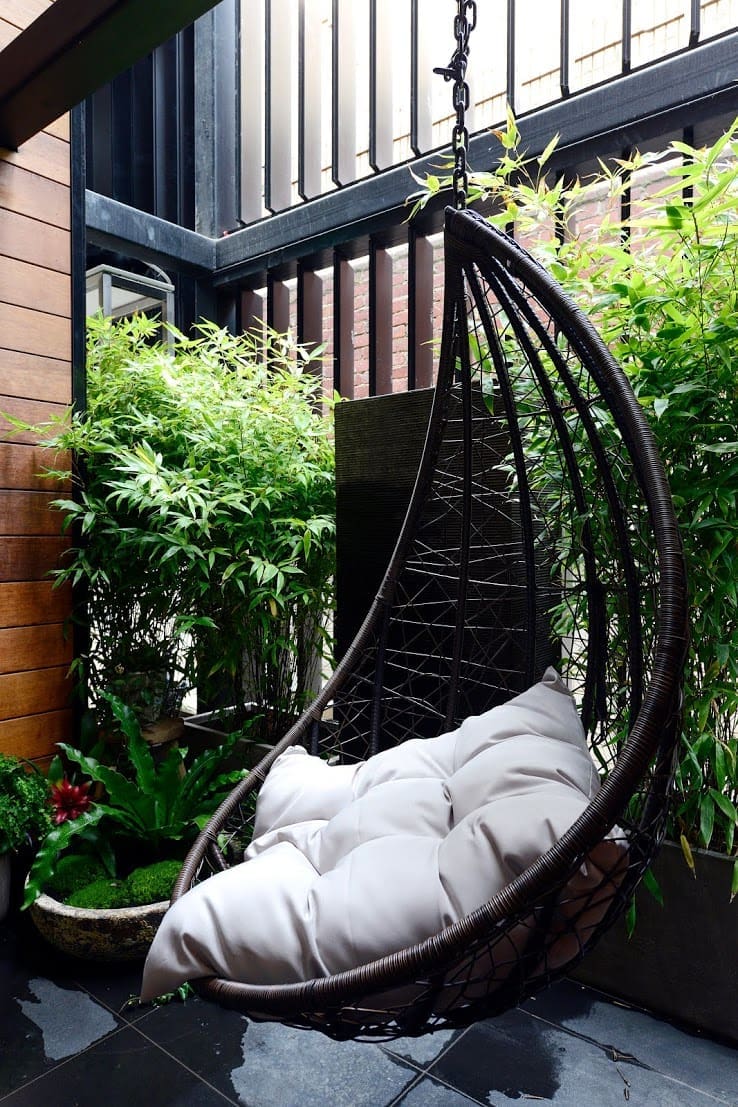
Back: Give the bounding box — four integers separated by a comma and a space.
0, 0, 225, 150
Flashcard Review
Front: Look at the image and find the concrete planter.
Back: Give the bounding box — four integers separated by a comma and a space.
183, 709, 273, 769
29, 892, 168, 962
573, 840, 738, 1044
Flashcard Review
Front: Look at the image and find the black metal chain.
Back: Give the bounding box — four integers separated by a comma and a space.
434, 0, 477, 209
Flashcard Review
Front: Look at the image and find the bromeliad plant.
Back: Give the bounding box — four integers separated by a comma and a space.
416, 112, 738, 892
23, 695, 247, 907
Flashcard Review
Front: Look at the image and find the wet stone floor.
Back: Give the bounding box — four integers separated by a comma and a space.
1, 916, 737, 1107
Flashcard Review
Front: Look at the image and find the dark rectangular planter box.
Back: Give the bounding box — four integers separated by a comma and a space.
573, 840, 738, 1044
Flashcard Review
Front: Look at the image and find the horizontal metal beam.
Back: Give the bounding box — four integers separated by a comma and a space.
0, 0, 224, 150
86, 191, 215, 273
212, 31, 738, 284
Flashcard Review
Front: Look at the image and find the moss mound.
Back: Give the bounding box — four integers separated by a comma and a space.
125, 860, 182, 906
46, 854, 106, 901
66, 879, 130, 910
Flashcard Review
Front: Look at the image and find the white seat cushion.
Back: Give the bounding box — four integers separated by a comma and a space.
141, 668, 625, 1001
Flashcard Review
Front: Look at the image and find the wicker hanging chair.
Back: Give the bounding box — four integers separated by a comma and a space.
171, 203, 688, 1039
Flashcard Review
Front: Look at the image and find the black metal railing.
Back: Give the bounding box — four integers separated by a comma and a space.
84, 2, 738, 399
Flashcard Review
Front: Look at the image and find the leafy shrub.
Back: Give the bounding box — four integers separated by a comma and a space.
0, 756, 52, 854
419, 114, 738, 891
40, 315, 336, 735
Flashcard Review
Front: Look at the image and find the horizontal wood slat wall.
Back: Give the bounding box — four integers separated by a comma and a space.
0, 5, 73, 761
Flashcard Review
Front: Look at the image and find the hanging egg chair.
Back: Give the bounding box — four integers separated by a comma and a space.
152, 1, 688, 1041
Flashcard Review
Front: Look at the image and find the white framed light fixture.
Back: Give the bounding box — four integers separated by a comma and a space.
85, 264, 175, 334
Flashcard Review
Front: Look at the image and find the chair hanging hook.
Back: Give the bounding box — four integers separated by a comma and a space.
433, 0, 477, 209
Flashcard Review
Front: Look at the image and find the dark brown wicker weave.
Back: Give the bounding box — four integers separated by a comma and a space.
173, 207, 688, 1040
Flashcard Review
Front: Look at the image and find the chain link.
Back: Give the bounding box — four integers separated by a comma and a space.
433, 0, 477, 209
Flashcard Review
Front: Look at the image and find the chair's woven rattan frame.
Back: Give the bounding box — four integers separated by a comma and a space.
173, 208, 689, 1039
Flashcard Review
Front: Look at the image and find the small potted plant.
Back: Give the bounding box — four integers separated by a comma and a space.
23, 695, 249, 960
0, 755, 52, 920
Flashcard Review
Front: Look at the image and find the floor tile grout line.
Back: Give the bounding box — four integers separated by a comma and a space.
71, 977, 149, 1025
382, 1023, 473, 1074
124, 1020, 243, 1106
387, 1066, 490, 1107
0, 1021, 135, 1104
385, 1070, 425, 1107
519, 1007, 735, 1106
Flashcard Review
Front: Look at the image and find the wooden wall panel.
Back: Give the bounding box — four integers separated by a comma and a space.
0, 256, 70, 316
0, 709, 73, 760
0, 492, 65, 535
0, 350, 71, 404
0, 161, 70, 227
0, 4, 74, 761
0, 666, 73, 718
0, 302, 71, 360
0, 624, 73, 674
0, 133, 71, 185
0, 208, 70, 271
0, 581, 72, 629
0, 537, 69, 582
0, 444, 70, 491
3, 2, 54, 33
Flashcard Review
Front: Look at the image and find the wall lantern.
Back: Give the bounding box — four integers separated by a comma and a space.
85, 264, 175, 335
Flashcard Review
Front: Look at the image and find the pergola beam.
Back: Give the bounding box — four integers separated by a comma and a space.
0, 0, 224, 150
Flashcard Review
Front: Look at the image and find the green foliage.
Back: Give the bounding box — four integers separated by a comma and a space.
124, 859, 182, 905
61, 858, 182, 908
0, 755, 52, 854
66, 878, 130, 909
37, 315, 336, 734
23, 695, 246, 907
417, 117, 738, 885
45, 853, 106, 900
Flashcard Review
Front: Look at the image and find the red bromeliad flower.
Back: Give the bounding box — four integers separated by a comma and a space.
50, 778, 92, 825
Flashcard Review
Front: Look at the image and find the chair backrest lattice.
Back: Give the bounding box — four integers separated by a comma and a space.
175, 207, 688, 1039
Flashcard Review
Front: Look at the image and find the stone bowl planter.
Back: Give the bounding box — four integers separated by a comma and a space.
29, 892, 168, 962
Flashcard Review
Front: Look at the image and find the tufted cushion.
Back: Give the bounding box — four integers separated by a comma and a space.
141, 668, 625, 1001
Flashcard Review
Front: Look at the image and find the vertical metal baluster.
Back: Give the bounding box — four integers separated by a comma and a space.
689, 0, 700, 46
297, 263, 324, 365
506, 0, 516, 113
560, 0, 570, 97
267, 275, 290, 335
333, 252, 355, 396
298, 0, 322, 200
332, 0, 356, 186
622, 0, 632, 73
370, 0, 393, 172
266, 0, 294, 213
240, 0, 264, 224
408, 227, 434, 391
241, 289, 266, 341
369, 239, 393, 395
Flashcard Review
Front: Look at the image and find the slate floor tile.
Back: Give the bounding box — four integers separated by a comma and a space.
391, 1074, 484, 1106
6, 916, 147, 1022
0, 1025, 233, 1107
429, 1008, 730, 1106
135, 998, 420, 1107
523, 980, 738, 1104
383, 1026, 464, 1069
0, 930, 123, 1097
